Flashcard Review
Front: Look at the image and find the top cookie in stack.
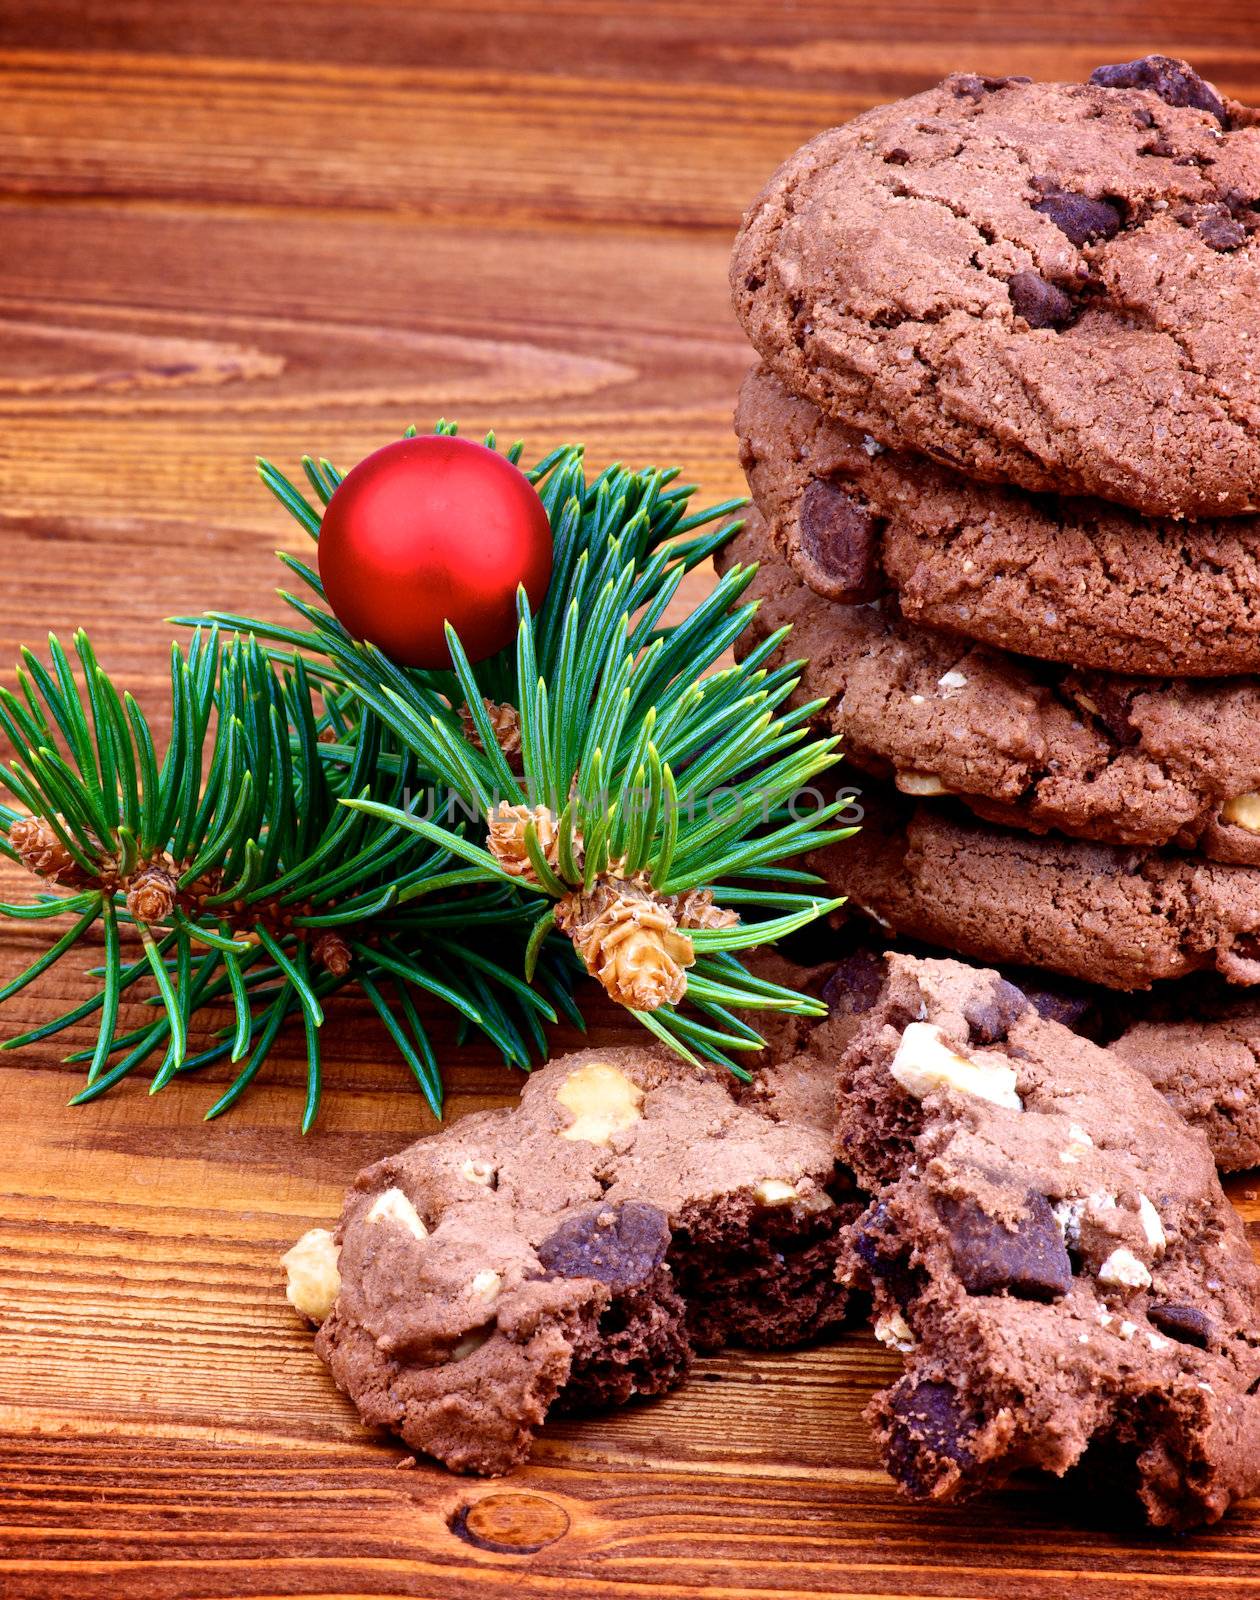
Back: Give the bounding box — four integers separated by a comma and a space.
726, 57, 1260, 992
732, 57, 1260, 518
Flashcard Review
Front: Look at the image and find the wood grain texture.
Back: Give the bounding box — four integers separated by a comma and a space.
1, 4, 1259, 1595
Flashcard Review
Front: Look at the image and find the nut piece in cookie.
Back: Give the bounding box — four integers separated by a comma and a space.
555, 1059, 644, 1144
285, 1045, 859, 1475
838, 953, 1260, 1530
282, 1229, 341, 1323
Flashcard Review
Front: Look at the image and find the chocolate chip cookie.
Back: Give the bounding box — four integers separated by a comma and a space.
282, 1045, 857, 1474
1112, 989, 1260, 1174
837, 952, 1260, 1529
720, 513, 1260, 862
810, 792, 1260, 990
732, 60, 1260, 517
738, 364, 1260, 678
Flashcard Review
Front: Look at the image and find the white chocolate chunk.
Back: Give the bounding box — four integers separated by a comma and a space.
1097, 1308, 1141, 1340
460, 1157, 496, 1187
471, 1269, 502, 1300
281, 1227, 341, 1323
367, 1187, 428, 1239
890, 1023, 1022, 1110
937, 669, 968, 695
896, 771, 949, 797
874, 1309, 916, 1352
1058, 1123, 1094, 1164
1222, 791, 1260, 834
1098, 1247, 1152, 1290
754, 1178, 798, 1206
1137, 1194, 1166, 1256
556, 1061, 644, 1145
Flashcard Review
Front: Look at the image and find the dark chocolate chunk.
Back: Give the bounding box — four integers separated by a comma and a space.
1218, 186, 1256, 216
1197, 206, 1248, 252
1023, 983, 1104, 1039
884, 1377, 975, 1495
821, 950, 888, 1019
1149, 1302, 1216, 1349
794, 478, 881, 601
1007, 271, 1074, 329
1033, 186, 1124, 246
1090, 56, 1228, 127
938, 1190, 1073, 1301
950, 74, 991, 102
853, 1201, 921, 1308
963, 978, 1029, 1045
950, 74, 1028, 101
537, 1201, 671, 1293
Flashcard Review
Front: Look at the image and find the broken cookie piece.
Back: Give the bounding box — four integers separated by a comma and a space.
284, 1044, 858, 1475
837, 953, 1260, 1530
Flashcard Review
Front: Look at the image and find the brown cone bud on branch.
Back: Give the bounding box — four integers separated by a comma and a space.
555, 877, 694, 1011
487, 802, 582, 882
8, 817, 91, 887
460, 698, 522, 764
311, 930, 352, 978
125, 863, 179, 924
665, 887, 740, 932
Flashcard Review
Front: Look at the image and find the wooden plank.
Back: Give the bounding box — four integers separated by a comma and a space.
3, 31, 1260, 227
1, 5, 1260, 1595
5, 2, 1260, 84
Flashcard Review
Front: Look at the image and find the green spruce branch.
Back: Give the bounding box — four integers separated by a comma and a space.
0, 629, 569, 1126
186, 425, 857, 1074
0, 423, 857, 1125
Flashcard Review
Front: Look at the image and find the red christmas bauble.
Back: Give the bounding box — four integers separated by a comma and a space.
318, 435, 553, 669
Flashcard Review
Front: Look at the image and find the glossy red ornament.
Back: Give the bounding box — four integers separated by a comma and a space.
317, 435, 553, 669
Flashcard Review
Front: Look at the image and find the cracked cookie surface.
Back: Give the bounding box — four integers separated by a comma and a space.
732, 60, 1260, 517
809, 794, 1260, 990
284, 1045, 857, 1475
834, 952, 1260, 1530
720, 513, 1260, 862
738, 364, 1260, 678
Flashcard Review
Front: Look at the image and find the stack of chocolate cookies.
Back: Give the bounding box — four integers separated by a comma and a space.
723, 56, 1260, 1163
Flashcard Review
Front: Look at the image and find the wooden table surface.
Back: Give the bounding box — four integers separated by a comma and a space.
2, 4, 1260, 1595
